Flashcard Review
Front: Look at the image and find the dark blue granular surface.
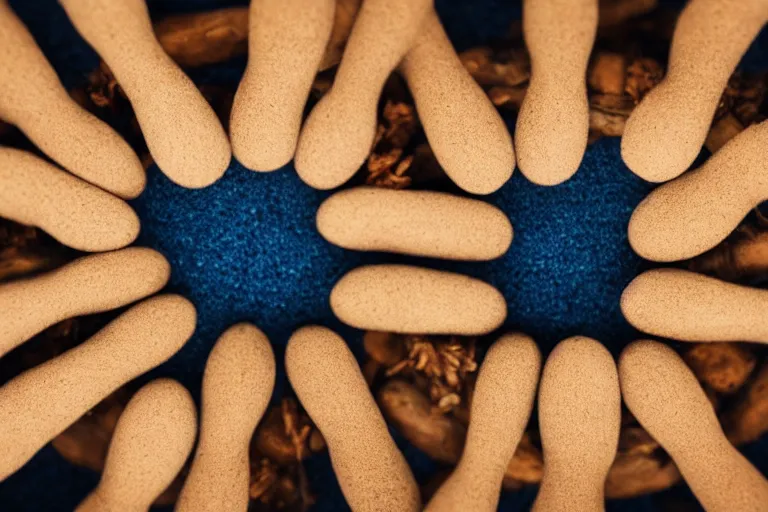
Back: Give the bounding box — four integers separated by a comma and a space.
1, 0, 767, 511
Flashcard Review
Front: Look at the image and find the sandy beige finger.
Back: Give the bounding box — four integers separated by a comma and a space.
317, 187, 512, 260
331, 265, 506, 335
621, 0, 768, 182
0, 2, 145, 199
230, 0, 335, 171
621, 268, 768, 344
619, 340, 768, 511
400, 10, 514, 195
76, 379, 197, 512
177, 323, 275, 512
628, 121, 768, 262
59, 0, 231, 189
286, 325, 420, 512
515, 0, 597, 186
0, 147, 140, 252
425, 333, 540, 512
294, 0, 433, 190
0, 294, 195, 482
0, 248, 170, 359
532, 336, 620, 512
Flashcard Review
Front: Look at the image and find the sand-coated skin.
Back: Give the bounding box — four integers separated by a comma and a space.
628, 121, 768, 262
0, 248, 170, 359
294, 0, 432, 190
76, 380, 197, 512
425, 334, 540, 512
230, 0, 335, 172
330, 265, 507, 335
59, 0, 231, 189
0, 147, 139, 252
515, 0, 597, 186
286, 326, 421, 512
619, 340, 768, 511
176, 323, 275, 512
400, 10, 514, 195
0, 2, 145, 199
621, 0, 768, 182
317, 187, 513, 261
0, 294, 196, 482
621, 269, 768, 344
533, 337, 620, 512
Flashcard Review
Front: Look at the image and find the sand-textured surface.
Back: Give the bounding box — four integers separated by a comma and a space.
533, 336, 620, 512
400, 10, 514, 195
425, 333, 540, 512
0, 294, 195, 482
59, 0, 231, 189
0, 2, 144, 199
330, 265, 506, 335
317, 187, 512, 260
619, 340, 768, 511
177, 323, 275, 512
628, 121, 768, 262
0, 247, 170, 359
515, 0, 597, 186
230, 0, 335, 171
294, 0, 432, 190
0, 148, 140, 252
621, 268, 768, 344
76, 379, 197, 512
286, 326, 420, 512
621, 0, 768, 182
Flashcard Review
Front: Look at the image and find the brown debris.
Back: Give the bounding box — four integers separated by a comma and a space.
599, 0, 659, 28
705, 113, 745, 153
502, 433, 544, 489
459, 47, 530, 88
724, 364, 768, 445
689, 223, 768, 280
589, 53, 627, 95
365, 101, 419, 190
625, 57, 664, 104
684, 343, 756, 394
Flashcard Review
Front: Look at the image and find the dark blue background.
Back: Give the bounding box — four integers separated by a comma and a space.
1, 1, 766, 510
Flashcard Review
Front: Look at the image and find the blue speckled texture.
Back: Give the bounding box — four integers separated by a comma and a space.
0, 0, 766, 511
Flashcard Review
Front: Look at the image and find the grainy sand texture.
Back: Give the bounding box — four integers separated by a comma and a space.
533, 337, 620, 512
621, 0, 768, 182
0, 295, 195, 481
230, 0, 335, 171
76, 379, 197, 512
330, 265, 507, 335
59, 0, 231, 189
317, 187, 513, 260
294, 0, 432, 190
0, 148, 139, 253
400, 9, 514, 195
515, 0, 597, 186
629, 121, 768, 262
0, 2, 144, 199
619, 340, 768, 511
621, 269, 768, 344
425, 333, 540, 512
177, 323, 275, 512
0, 248, 170, 359
286, 326, 421, 512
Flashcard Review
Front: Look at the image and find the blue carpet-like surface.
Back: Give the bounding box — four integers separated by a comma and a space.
1, 0, 766, 511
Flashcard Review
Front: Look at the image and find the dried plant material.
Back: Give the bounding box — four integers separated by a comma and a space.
724, 364, 768, 445
625, 57, 663, 104
589, 53, 626, 95
365, 101, 419, 190
502, 433, 544, 489
154, 8, 249, 68
487, 85, 527, 110
689, 223, 768, 280
598, 0, 658, 28
377, 379, 466, 463
589, 93, 635, 137
384, 335, 477, 413
716, 73, 768, 128
363, 331, 407, 366
705, 113, 744, 153
459, 47, 530, 88
684, 343, 756, 394
0, 221, 68, 282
